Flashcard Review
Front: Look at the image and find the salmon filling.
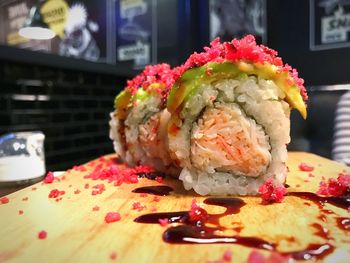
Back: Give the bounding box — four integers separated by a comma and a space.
190, 103, 271, 177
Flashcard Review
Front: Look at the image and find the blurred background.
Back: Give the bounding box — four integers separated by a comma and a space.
0, 0, 349, 183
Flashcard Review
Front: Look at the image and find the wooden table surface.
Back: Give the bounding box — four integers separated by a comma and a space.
0, 152, 349, 263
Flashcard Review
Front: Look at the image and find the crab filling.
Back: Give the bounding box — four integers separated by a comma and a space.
191, 103, 271, 177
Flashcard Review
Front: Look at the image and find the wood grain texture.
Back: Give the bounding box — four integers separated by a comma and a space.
0, 152, 349, 263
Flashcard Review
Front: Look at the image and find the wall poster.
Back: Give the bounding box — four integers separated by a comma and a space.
115, 0, 157, 69
209, 0, 266, 44
310, 0, 350, 50
0, 0, 110, 63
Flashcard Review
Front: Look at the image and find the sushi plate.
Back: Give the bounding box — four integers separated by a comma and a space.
0, 152, 349, 263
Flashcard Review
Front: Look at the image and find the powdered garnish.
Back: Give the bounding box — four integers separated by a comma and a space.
299, 163, 314, 172
83, 164, 154, 186
110, 252, 117, 260
179, 35, 307, 101
105, 212, 121, 223
125, 64, 176, 101
207, 250, 233, 263
132, 202, 146, 211
188, 199, 209, 223
38, 230, 47, 240
43, 171, 54, 184
158, 218, 169, 227
258, 178, 287, 204
155, 176, 163, 183
92, 206, 100, 211
74, 189, 81, 194
318, 173, 350, 197
18, 210, 24, 215
48, 189, 65, 198
0, 197, 9, 204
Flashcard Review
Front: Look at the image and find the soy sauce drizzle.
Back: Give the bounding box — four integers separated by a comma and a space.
288, 192, 350, 210
132, 185, 173, 196
137, 172, 166, 180
134, 197, 335, 260
336, 217, 350, 231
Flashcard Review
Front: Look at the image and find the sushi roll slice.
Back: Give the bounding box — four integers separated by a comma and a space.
110, 64, 179, 174
166, 35, 308, 195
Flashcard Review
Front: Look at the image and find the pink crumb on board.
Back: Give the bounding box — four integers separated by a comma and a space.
158, 218, 168, 227
298, 163, 314, 172
105, 212, 121, 223
43, 171, 54, 184
92, 206, 100, 211
258, 178, 287, 204
0, 197, 9, 204
38, 230, 47, 240
110, 252, 117, 260
318, 173, 350, 196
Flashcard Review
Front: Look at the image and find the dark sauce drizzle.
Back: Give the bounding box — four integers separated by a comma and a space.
287, 192, 350, 210
337, 217, 350, 231
137, 172, 166, 180
132, 185, 173, 196
134, 197, 335, 260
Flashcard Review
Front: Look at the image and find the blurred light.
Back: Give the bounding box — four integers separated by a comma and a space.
18, 3, 55, 40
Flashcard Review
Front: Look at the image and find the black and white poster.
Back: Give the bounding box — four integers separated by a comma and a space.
209, 0, 266, 43
310, 0, 350, 50
115, 0, 157, 69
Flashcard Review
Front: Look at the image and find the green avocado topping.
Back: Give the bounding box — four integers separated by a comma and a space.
167, 61, 307, 119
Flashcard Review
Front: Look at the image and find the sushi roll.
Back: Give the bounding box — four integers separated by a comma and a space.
109, 64, 179, 174
166, 35, 308, 195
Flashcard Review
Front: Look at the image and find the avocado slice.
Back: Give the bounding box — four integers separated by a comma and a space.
167, 61, 307, 119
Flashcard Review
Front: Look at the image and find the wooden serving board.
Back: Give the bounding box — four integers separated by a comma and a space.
0, 152, 349, 263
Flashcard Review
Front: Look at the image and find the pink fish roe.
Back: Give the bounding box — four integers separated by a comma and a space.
247, 250, 290, 263
125, 63, 176, 100
38, 230, 47, 240
318, 173, 350, 196
48, 189, 65, 198
188, 199, 209, 223
258, 178, 287, 204
43, 171, 54, 184
105, 212, 121, 223
299, 163, 314, 172
207, 250, 233, 263
0, 197, 9, 204
158, 218, 169, 227
83, 163, 155, 187
179, 35, 307, 101
91, 184, 106, 195
92, 206, 100, 211
110, 252, 117, 260
155, 176, 163, 183
132, 202, 146, 211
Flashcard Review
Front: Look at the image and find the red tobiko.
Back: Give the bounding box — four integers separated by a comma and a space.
43, 171, 54, 184
258, 178, 287, 204
0, 197, 9, 204
38, 230, 47, 240
180, 35, 307, 102
318, 173, 350, 196
188, 199, 209, 223
105, 212, 121, 223
125, 63, 177, 100
132, 202, 146, 211
158, 218, 169, 227
299, 163, 314, 172
247, 250, 290, 263
48, 189, 65, 198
